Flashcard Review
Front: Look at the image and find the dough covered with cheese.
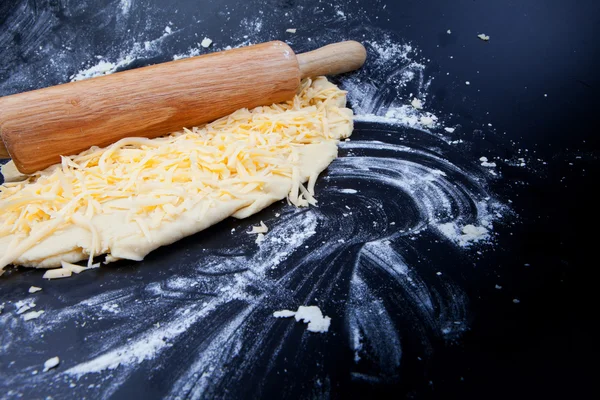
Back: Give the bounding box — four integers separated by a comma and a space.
0, 77, 353, 274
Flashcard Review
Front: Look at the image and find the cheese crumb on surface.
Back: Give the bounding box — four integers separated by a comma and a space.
248, 221, 268, 234
200, 37, 212, 48
447, 29, 451, 34
23, 310, 45, 321
420, 116, 435, 127
272, 305, 331, 333
444, 127, 456, 133
61, 261, 88, 274
286, 28, 297, 33
43, 269, 73, 279
28, 286, 42, 293
477, 33, 490, 41
410, 98, 423, 109
16, 302, 35, 314
43, 356, 60, 372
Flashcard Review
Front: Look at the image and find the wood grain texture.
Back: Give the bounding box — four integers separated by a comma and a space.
297, 41, 367, 79
0, 141, 8, 158
0, 41, 300, 174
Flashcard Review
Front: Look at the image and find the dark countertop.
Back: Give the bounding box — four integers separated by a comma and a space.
0, 1, 597, 399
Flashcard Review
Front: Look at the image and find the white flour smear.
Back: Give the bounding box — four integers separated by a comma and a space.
0, 2, 513, 398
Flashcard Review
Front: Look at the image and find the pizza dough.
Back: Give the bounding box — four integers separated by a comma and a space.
0, 77, 353, 274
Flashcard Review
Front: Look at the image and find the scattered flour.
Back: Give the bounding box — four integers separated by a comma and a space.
437, 223, 490, 246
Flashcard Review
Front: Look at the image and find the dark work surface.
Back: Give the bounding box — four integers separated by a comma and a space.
0, 1, 597, 399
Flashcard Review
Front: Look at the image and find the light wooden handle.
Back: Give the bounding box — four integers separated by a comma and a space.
297, 41, 367, 79
0, 40, 366, 174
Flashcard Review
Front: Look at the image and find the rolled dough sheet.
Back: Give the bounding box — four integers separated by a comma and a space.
0, 77, 353, 274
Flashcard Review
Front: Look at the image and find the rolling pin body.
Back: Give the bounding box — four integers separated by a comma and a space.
0, 41, 366, 174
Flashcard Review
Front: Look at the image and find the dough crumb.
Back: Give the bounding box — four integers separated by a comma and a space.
480, 158, 497, 167
273, 305, 331, 333
477, 33, 490, 41
248, 221, 268, 234
420, 116, 435, 127
23, 310, 45, 321
286, 28, 297, 33
43, 356, 60, 372
61, 261, 89, 274
410, 98, 423, 109
43, 268, 73, 280
28, 286, 42, 293
16, 301, 35, 314
200, 37, 212, 48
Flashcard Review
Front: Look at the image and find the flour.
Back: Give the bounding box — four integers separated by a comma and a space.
119, 0, 133, 16
342, 37, 442, 131
60, 212, 319, 377
273, 306, 331, 333
0, 4, 514, 397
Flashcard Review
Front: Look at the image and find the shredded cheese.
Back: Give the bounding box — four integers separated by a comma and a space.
248, 221, 268, 234
43, 269, 73, 279
0, 77, 353, 274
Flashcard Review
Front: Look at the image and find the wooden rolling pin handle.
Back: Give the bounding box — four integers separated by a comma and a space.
297, 41, 367, 79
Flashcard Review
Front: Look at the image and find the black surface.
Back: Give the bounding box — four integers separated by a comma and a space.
0, 1, 597, 399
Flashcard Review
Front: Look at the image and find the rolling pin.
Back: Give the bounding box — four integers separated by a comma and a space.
0, 40, 366, 174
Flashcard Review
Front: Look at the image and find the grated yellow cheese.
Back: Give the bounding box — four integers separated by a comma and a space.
0, 77, 353, 274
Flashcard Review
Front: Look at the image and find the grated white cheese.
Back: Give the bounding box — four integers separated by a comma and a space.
22, 310, 45, 321
43, 356, 60, 372
477, 33, 490, 41
200, 37, 212, 48
61, 260, 89, 274
286, 28, 297, 33
28, 286, 42, 293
